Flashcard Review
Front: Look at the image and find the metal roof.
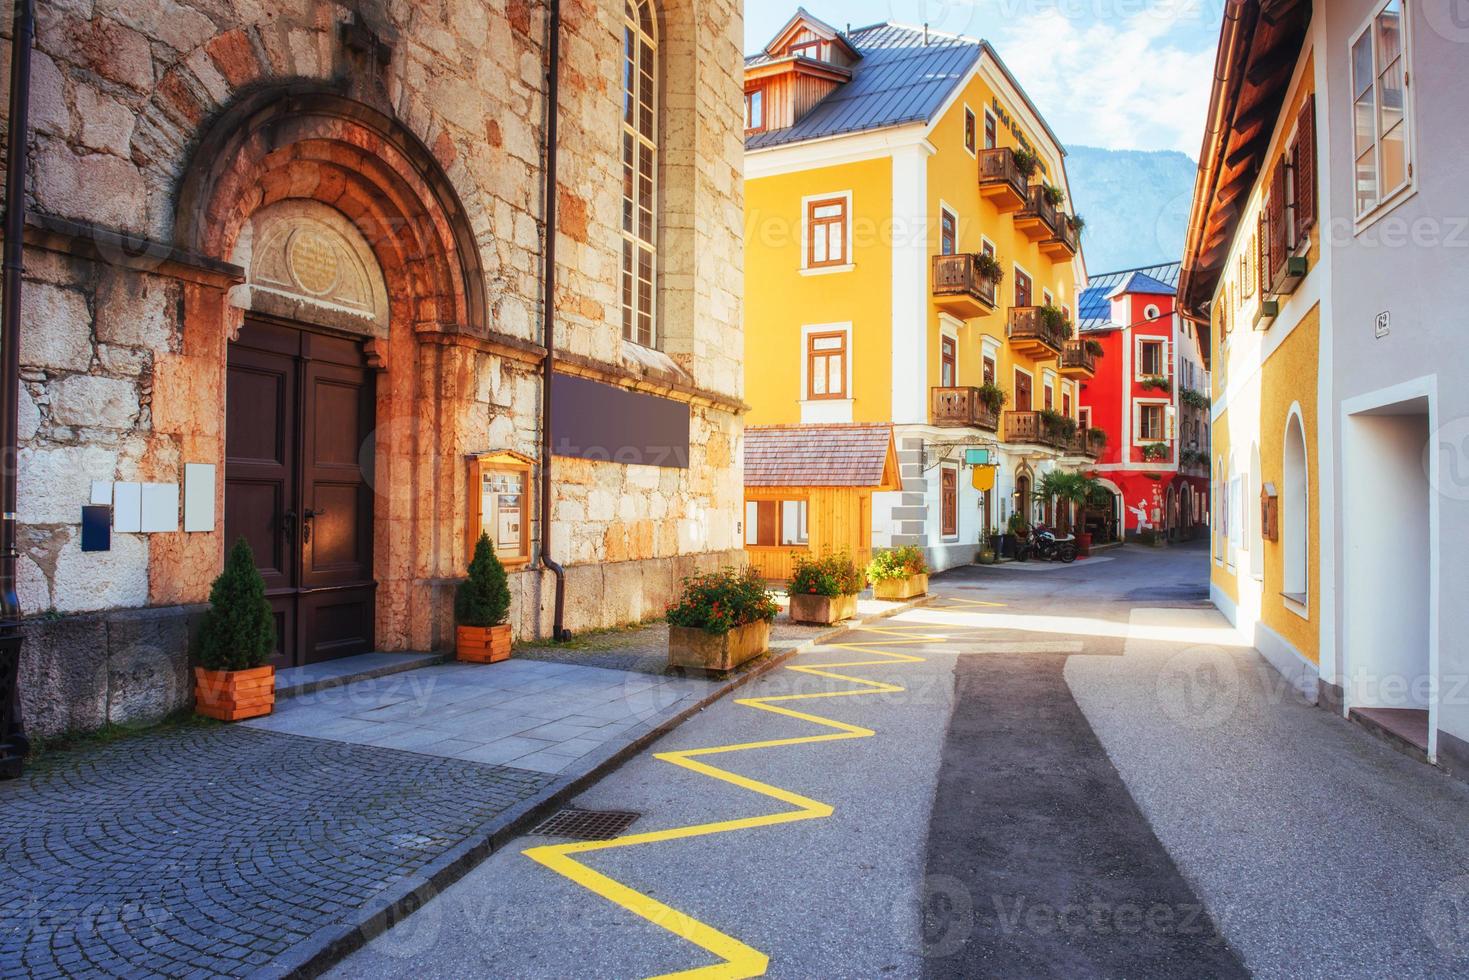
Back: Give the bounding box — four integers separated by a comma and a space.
744, 424, 896, 488
1076, 262, 1181, 332
745, 23, 981, 151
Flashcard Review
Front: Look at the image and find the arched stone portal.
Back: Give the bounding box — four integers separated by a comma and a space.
168, 88, 492, 660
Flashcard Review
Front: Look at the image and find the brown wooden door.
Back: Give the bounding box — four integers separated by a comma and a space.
226, 319, 376, 668
1014, 370, 1033, 411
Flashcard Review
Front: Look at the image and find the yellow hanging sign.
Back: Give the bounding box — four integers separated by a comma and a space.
971, 466, 996, 492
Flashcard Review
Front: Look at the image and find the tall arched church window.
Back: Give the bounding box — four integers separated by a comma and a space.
622, 0, 658, 347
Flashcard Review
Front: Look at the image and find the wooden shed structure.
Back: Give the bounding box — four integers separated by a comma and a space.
743, 423, 899, 581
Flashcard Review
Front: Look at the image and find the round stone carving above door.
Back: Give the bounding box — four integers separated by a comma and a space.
230, 201, 391, 339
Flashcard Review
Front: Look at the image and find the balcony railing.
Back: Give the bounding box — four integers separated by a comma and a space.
1042, 215, 1080, 258
1016, 184, 1061, 239
1003, 410, 1069, 449
930, 387, 1000, 431
932, 253, 997, 316
1059, 340, 1096, 377
1006, 306, 1068, 357
977, 147, 1029, 209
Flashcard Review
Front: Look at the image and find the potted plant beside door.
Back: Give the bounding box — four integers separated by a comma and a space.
456, 532, 513, 663
194, 538, 277, 722
667, 567, 779, 673
787, 552, 863, 625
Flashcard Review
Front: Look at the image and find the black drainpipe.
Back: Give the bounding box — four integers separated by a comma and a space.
0, 0, 34, 779
539, 0, 569, 641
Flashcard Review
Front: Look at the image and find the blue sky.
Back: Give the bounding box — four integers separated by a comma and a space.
743, 0, 1222, 157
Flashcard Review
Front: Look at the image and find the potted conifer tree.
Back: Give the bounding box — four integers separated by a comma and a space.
194, 537, 277, 722
456, 532, 513, 663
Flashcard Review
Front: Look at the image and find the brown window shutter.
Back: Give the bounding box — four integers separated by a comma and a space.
1267, 157, 1288, 290
1257, 210, 1270, 296
1294, 93, 1317, 240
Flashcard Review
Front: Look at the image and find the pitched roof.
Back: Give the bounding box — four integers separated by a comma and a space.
1076, 261, 1181, 332
744, 423, 897, 488
762, 7, 859, 60
745, 22, 981, 151
1107, 270, 1177, 299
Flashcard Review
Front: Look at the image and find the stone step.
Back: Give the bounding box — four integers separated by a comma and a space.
275, 651, 447, 701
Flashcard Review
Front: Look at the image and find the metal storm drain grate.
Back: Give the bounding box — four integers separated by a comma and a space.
530, 808, 640, 841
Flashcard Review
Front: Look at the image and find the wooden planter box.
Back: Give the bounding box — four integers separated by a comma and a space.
788, 592, 858, 626
873, 573, 928, 601
458, 624, 512, 663
195, 665, 275, 722
669, 620, 770, 673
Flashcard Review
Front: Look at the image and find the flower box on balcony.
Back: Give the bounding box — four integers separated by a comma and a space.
669, 621, 771, 673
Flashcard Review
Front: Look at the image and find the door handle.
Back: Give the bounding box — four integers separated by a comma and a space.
281, 510, 297, 539
302, 507, 324, 545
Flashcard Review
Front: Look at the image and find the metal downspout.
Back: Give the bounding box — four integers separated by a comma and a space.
539, 0, 569, 641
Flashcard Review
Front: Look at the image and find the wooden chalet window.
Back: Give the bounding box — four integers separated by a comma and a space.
621, 0, 659, 347
468, 452, 534, 565
806, 197, 848, 268
789, 39, 822, 60
744, 499, 807, 546
745, 88, 764, 131
964, 108, 977, 154
940, 209, 957, 255
1351, 2, 1409, 218
941, 336, 957, 387
984, 110, 997, 149
807, 331, 847, 399
1014, 268, 1032, 307
941, 467, 958, 537
1014, 370, 1032, 411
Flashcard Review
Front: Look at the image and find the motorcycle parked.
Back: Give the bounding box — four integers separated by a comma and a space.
1019, 523, 1078, 563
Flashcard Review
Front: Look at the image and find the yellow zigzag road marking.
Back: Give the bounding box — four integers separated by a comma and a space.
521, 626, 948, 979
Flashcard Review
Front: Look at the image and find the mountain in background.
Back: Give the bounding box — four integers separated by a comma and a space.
1064, 145, 1198, 277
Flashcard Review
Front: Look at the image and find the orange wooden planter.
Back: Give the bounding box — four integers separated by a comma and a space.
194, 665, 275, 722
457, 624, 512, 663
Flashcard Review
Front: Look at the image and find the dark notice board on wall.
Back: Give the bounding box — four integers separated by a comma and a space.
550, 374, 690, 468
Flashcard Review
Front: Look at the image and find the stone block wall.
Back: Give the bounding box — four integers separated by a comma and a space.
7, 0, 748, 738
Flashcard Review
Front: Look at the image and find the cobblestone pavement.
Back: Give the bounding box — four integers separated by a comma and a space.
0, 726, 552, 978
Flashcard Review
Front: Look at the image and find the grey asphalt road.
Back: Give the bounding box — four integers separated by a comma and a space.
333, 542, 1469, 978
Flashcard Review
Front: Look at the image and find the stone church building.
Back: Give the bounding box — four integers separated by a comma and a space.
9, 0, 746, 737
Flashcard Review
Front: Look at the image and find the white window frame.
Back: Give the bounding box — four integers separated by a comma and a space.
1042, 369, 1057, 411
1349, 0, 1416, 230
1133, 397, 1171, 446
1135, 336, 1166, 380
800, 190, 854, 275
745, 88, 764, 131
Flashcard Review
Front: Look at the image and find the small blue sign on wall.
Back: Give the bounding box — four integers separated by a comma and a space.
964, 448, 992, 466
81, 505, 112, 552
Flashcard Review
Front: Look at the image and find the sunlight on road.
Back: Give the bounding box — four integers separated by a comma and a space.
900, 607, 1249, 649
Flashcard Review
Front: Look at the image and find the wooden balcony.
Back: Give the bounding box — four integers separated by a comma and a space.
978, 147, 1028, 211
1003, 410, 1068, 450
1041, 216, 1080, 259
932, 253, 997, 318
1062, 427, 1104, 459
1059, 341, 1096, 379
930, 387, 1000, 431
1014, 184, 1061, 241
1006, 306, 1067, 359
1083, 427, 1107, 459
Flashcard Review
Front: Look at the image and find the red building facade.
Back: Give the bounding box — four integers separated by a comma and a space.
1076, 264, 1210, 541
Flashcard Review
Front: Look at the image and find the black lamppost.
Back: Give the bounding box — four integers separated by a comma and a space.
0, 0, 35, 779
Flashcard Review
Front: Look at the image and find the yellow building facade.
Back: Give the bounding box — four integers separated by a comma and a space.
743, 14, 1090, 572
1182, 16, 1322, 694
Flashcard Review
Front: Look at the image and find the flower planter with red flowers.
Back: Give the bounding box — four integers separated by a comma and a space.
666, 567, 779, 674
786, 552, 863, 625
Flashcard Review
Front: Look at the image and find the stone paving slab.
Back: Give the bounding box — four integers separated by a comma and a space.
0, 727, 553, 980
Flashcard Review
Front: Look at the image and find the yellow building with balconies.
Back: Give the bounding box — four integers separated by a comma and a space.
743, 11, 1090, 572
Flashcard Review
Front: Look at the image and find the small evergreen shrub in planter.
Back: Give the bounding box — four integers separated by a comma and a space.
195, 538, 277, 722
667, 567, 779, 672
787, 552, 863, 625
866, 546, 930, 600
456, 532, 513, 663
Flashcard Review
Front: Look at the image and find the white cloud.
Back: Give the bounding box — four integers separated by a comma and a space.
985, 6, 1216, 155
